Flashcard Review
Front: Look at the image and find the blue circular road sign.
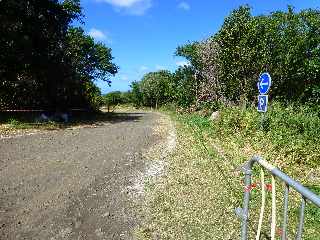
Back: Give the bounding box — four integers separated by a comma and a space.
258, 73, 272, 95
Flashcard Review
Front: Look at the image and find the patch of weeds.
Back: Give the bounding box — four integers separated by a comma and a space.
138, 113, 243, 240
7, 118, 29, 129
8, 118, 19, 126
303, 185, 320, 240
139, 105, 320, 239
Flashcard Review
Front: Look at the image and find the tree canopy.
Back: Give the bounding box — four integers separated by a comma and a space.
129, 6, 320, 110
0, 0, 118, 110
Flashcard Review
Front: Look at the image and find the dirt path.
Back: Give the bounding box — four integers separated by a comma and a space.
0, 111, 168, 240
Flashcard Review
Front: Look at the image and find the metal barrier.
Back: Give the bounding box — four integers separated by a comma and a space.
237, 155, 320, 240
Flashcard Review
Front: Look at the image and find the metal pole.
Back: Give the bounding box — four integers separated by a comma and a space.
282, 184, 289, 240
241, 164, 253, 240
239, 156, 320, 240
295, 198, 306, 240
256, 169, 266, 240
271, 175, 277, 240
260, 113, 265, 131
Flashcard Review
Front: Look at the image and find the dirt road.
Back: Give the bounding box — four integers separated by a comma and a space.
0, 111, 166, 240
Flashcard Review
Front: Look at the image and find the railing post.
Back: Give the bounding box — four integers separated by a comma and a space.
241, 162, 253, 240
282, 184, 289, 240
295, 197, 306, 240
238, 156, 320, 240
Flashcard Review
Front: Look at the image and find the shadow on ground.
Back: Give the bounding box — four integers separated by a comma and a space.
0, 110, 146, 130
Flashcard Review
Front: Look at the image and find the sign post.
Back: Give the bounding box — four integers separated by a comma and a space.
257, 73, 271, 129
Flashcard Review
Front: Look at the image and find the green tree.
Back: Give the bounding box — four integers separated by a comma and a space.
130, 81, 143, 107
172, 66, 197, 108
214, 5, 255, 102
65, 27, 118, 109
0, 0, 82, 109
103, 91, 122, 112
177, 5, 320, 105
140, 70, 174, 108
0, 0, 118, 111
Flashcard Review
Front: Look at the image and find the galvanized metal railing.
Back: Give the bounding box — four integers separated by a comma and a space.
237, 155, 320, 240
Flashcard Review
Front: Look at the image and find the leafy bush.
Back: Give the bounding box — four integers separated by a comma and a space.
131, 6, 320, 111
177, 6, 320, 105
8, 118, 20, 126
172, 108, 320, 239
212, 102, 320, 169
0, 1, 118, 110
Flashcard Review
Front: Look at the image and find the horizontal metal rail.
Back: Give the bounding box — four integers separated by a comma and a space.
239, 155, 320, 240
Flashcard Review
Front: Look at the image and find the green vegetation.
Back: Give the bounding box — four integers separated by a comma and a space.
211, 102, 320, 170
126, 5, 320, 173
138, 111, 242, 239
103, 91, 131, 112
0, 0, 118, 110
1, 1, 319, 238
138, 105, 320, 239
130, 6, 320, 108
128, 67, 195, 109
131, 5, 320, 240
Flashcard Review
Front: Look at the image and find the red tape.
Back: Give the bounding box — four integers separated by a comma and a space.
244, 183, 273, 192
265, 184, 272, 192
244, 183, 257, 192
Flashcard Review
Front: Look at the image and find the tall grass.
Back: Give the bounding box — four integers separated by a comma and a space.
138, 102, 320, 239
176, 102, 320, 239
211, 102, 320, 174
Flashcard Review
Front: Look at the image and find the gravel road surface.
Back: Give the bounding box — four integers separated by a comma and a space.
0, 111, 164, 240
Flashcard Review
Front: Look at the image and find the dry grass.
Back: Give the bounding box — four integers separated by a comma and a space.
136, 110, 320, 240
137, 113, 243, 240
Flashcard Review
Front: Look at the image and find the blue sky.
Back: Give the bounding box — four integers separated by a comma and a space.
79, 0, 320, 94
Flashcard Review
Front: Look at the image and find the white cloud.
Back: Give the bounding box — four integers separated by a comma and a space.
178, 2, 190, 11
176, 61, 190, 67
98, 0, 152, 15
155, 65, 165, 70
88, 28, 113, 43
100, 0, 142, 7
88, 28, 106, 40
139, 65, 149, 72
119, 74, 129, 81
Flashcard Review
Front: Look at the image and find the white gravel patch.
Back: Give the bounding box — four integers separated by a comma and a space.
128, 113, 176, 197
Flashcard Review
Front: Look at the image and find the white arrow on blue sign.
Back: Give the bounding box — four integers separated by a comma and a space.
258, 73, 272, 95
257, 95, 268, 112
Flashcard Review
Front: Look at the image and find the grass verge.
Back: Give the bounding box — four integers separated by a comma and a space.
137, 103, 320, 239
